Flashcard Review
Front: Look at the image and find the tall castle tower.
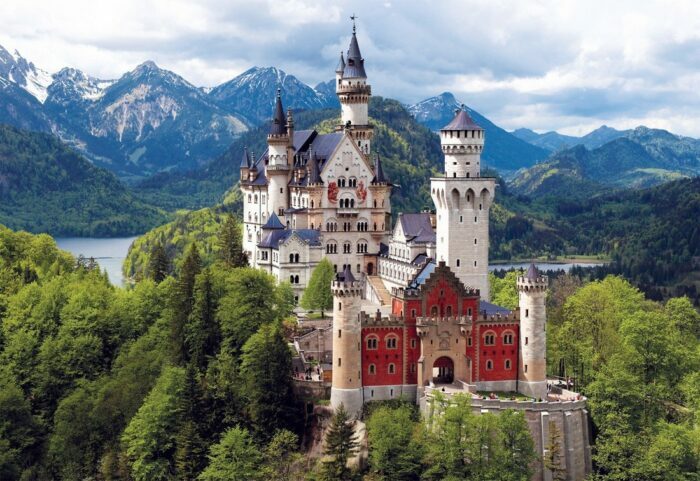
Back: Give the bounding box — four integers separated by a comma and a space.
267, 89, 294, 219
517, 264, 548, 400
330, 266, 364, 416
430, 108, 496, 299
335, 19, 373, 156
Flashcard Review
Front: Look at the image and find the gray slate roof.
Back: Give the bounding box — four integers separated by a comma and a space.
262, 212, 285, 230
343, 33, 367, 78
269, 90, 287, 135
441, 108, 483, 131
399, 213, 436, 244
526, 263, 539, 279
258, 229, 321, 249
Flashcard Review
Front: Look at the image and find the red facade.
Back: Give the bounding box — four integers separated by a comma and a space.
362, 265, 519, 387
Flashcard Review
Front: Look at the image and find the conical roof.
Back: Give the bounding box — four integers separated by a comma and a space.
269, 89, 287, 135
371, 154, 388, 184
336, 52, 345, 74
262, 212, 285, 230
307, 151, 322, 185
441, 107, 483, 131
526, 263, 539, 280
239, 147, 250, 169
343, 33, 367, 78
342, 264, 355, 283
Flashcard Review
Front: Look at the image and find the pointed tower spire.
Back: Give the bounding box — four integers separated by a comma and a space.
269, 88, 287, 136
307, 151, 322, 185
372, 154, 387, 184
336, 51, 346, 74
239, 147, 250, 169
343, 16, 366, 78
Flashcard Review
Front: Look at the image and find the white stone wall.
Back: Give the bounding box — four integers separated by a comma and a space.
431, 177, 495, 299
518, 276, 548, 400
441, 129, 484, 178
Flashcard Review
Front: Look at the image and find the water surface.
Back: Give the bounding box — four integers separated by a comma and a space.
55, 237, 138, 286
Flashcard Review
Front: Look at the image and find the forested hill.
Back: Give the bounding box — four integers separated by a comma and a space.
134, 97, 444, 215
0, 124, 166, 236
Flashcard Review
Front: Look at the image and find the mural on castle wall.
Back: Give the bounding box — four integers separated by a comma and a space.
327, 181, 338, 203
356, 180, 367, 203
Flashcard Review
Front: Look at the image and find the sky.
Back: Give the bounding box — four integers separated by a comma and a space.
1, 0, 699, 136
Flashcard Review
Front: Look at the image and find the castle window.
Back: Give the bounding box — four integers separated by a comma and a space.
446, 305, 453, 317
505, 360, 512, 370
411, 339, 416, 349
262, 195, 266, 203
525, 309, 529, 317
338, 302, 342, 311
338, 358, 341, 367
459, 215, 463, 223
369, 364, 376, 375
483, 331, 496, 346
388, 363, 396, 374
280, 188, 283, 194
525, 364, 528, 373
468, 307, 473, 317
411, 309, 416, 318
386, 335, 398, 349
474, 261, 477, 267
357, 264, 361, 273
503, 332, 514, 345
456, 259, 460, 267
431, 306, 438, 317
366, 336, 378, 350
486, 360, 493, 370
525, 337, 528, 345
468, 337, 472, 346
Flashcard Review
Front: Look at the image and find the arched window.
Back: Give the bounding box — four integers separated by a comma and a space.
502, 331, 514, 345
483, 331, 496, 346
430, 305, 438, 317
369, 364, 376, 375
388, 363, 395, 374
505, 360, 512, 370
386, 335, 398, 349
486, 360, 493, 370
366, 336, 378, 350
294, 253, 300, 263
289, 254, 294, 263
446, 305, 453, 317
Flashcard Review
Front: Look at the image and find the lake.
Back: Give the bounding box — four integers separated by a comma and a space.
54, 236, 603, 288
55, 237, 138, 286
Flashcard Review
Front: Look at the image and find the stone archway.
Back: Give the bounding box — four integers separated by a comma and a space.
433, 356, 454, 384
367, 262, 374, 275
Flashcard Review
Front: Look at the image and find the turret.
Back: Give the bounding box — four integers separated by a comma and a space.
239, 147, 250, 180
440, 105, 484, 178
330, 265, 364, 417
430, 107, 495, 299
336, 19, 373, 155
267, 89, 293, 219
517, 264, 548, 400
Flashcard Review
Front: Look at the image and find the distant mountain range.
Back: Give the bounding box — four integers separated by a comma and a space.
511, 125, 628, 151
509, 127, 700, 196
407, 92, 550, 172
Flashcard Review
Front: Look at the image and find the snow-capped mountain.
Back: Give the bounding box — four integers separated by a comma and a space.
210, 67, 338, 125
0, 45, 52, 103
408, 92, 549, 171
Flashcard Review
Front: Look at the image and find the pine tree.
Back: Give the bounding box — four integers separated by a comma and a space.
174, 364, 206, 480
171, 244, 202, 365
320, 404, 358, 481
543, 421, 566, 481
186, 268, 219, 370
148, 242, 170, 283
218, 214, 247, 268
300, 258, 334, 317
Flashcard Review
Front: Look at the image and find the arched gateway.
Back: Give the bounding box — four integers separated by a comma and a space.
433, 356, 454, 384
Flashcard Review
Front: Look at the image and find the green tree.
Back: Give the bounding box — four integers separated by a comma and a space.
186, 269, 219, 371
174, 364, 207, 480
496, 409, 535, 481
300, 258, 334, 317
0, 370, 36, 479
217, 268, 278, 352
262, 429, 304, 481
148, 242, 170, 283
489, 271, 520, 310
320, 404, 358, 481
121, 366, 185, 481
239, 324, 299, 440
366, 404, 422, 481
171, 244, 202, 364
218, 214, 247, 268
198, 426, 263, 481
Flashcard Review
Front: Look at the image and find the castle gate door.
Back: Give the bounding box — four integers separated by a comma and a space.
433, 356, 454, 384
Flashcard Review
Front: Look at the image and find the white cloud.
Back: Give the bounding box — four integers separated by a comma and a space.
0, 0, 699, 135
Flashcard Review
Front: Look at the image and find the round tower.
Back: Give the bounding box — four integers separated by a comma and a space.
440, 106, 484, 179
267, 89, 293, 219
517, 263, 548, 400
336, 21, 373, 155
431, 107, 495, 299
330, 266, 364, 417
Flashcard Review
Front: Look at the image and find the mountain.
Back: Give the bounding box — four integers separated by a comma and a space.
509, 129, 700, 197
511, 128, 580, 152
511, 125, 629, 151
314, 79, 339, 105
408, 92, 550, 172
0, 45, 52, 103
44, 61, 248, 180
0, 124, 166, 236
210, 67, 338, 126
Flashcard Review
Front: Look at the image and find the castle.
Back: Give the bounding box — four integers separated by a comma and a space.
242, 23, 591, 480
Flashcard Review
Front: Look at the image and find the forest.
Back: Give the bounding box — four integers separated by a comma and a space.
2, 219, 698, 480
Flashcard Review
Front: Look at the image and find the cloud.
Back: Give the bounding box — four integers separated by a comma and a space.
0, 0, 699, 135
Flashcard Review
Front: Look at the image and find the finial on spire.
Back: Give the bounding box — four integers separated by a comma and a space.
276, 87, 281, 98
350, 13, 358, 33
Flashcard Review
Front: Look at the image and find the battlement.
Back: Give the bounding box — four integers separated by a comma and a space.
359, 310, 405, 327
336, 83, 372, 95
331, 279, 363, 296
517, 275, 548, 292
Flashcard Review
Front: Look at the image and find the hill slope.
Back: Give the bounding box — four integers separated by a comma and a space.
0, 125, 166, 236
